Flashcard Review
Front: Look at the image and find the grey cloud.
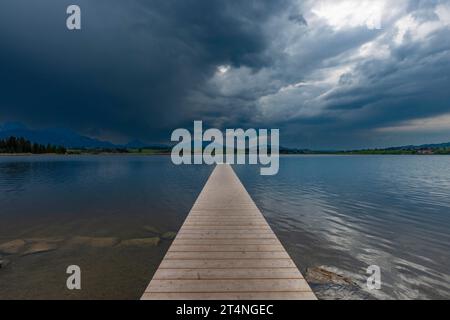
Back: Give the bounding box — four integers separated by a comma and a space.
288, 13, 308, 26
0, 0, 287, 142
1, 0, 450, 149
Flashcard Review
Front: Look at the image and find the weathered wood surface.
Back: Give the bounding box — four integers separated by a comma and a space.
141, 164, 316, 300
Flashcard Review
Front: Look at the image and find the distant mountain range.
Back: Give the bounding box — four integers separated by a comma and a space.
1, 121, 449, 153
280, 142, 450, 155
0, 122, 117, 148
382, 142, 450, 150
281, 142, 450, 154
0, 122, 163, 149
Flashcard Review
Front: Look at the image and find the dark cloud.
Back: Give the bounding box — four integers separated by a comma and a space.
1, 0, 450, 148
288, 13, 308, 26
0, 0, 287, 142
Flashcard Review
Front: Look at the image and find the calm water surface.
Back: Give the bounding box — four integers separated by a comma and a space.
0, 155, 449, 299
235, 155, 450, 299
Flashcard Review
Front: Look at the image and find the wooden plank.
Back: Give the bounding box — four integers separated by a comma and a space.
176, 235, 275, 240
179, 225, 271, 230
146, 279, 312, 293
189, 214, 261, 220
168, 245, 284, 252
178, 230, 274, 235
175, 233, 277, 239
152, 268, 303, 280
192, 204, 258, 209
182, 222, 269, 226
158, 259, 297, 269
141, 164, 316, 300
184, 217, 266, 222
188, 210, 262, 213
172, 239, 281, 246
189, 209, 262, 213
142, 292, 316, 300
164, 251, 290, 260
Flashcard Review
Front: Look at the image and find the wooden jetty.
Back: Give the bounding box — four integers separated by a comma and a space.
141, 164, 316, 300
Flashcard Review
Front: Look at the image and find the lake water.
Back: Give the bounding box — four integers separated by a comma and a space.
0, 155, 449, 299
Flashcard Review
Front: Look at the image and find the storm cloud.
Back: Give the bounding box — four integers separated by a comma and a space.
1, 0, 450, 148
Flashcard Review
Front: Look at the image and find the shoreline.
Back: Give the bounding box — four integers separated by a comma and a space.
0, 152, 171, 156
2, 153, 450, 157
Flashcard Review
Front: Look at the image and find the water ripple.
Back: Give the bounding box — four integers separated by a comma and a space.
235, 156, 450, 300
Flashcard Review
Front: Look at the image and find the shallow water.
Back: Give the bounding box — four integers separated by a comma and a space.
0, 155, 212, 299
0, 155, 449, 299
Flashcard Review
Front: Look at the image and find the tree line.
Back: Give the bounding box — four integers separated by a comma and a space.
0, 136, 67, 154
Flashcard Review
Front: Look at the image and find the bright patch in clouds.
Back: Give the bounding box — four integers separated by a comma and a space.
436, 4, 450, 25
395, 4, 450, 45
358, 41, 390, 60
378, 114, 450, 133
217, 65, 231, 74
311, 0, 385, 30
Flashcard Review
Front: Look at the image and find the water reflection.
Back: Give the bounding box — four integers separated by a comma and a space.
0, 155, 213, 299
234, 155, 450, 300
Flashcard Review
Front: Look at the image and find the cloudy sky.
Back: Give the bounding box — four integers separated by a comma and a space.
1, 0, 450, 149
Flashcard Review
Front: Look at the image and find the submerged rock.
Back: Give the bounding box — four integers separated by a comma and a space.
161, 232, 177, 240
311, 283, 372, 300
305, 266, 355, 286
143, 226, 161, 235
21, 242, 58, 256
305, 266, 374, 300
119, 237, 160, 247
68, 236, 120, 248
25, 237, 65, 243
0, 239, 26, 255
0, 258, 11, 269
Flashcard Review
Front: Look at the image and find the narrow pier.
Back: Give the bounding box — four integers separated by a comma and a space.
141, 164, 316, 300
